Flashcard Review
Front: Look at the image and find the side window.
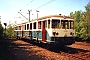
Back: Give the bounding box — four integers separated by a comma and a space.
48, 20, 50, 28
15, 27, 17, 30
33, 22, 36, 29
71, 21, 74, 29
18, 26, 21, 30
25, 25, 26, 30
27, 24, 29, 30
30, 23, 32, 30
45, 20, 47, 28
38, 21, 41, 29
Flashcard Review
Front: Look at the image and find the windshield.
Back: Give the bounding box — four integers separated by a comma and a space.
61, 20, 74, 29
52, 19, 60, 28
52, 19, 74, 29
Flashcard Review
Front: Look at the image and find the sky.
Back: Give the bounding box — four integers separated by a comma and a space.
0, 0, 90, 26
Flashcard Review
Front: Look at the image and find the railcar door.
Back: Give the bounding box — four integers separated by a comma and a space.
42, 21, 46, 41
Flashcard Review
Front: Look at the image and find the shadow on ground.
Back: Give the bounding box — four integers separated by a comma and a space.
21, 38, 90, 54
0, 38, 90, 60
0, 39, 44, 60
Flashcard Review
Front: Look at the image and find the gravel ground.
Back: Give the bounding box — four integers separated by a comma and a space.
1, 39, 90, 60
69, 42, 90, 51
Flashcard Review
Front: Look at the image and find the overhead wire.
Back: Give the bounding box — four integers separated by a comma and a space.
16, 0, 34, 17
32, 0, 82, 13
32, 0, 56, 11
60, 0, 82, 15
15, 0, 56, 22
18, 0, 82, 12
17, 0, 34, 20
17, 0, 82, 19
62, 0, 82, 8
20, 0, 34, 11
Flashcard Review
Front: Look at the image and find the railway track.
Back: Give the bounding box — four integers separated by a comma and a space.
4, 39, 90, 60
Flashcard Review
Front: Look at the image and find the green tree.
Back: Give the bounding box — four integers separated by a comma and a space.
70, 1, 90, 42
6, 22, 14, 39
70, 11, 87, 41
70, 11, 83, 37
84, 1, 90, 40
0, 23, 4, 38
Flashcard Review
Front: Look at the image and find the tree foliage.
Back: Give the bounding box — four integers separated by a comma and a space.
70, 11, 85, 38
0, 23, 4, 38
6, 22, 14, 39
84, 1, 90, 40
70, 1, 90, 41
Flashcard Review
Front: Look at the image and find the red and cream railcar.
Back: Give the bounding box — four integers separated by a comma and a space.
14, 14, 75, 45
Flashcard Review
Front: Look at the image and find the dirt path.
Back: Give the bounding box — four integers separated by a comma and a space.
1, 39, 90, 60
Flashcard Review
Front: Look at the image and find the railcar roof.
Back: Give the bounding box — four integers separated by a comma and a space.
34, 15, 71, 20
15, 14, 73, 26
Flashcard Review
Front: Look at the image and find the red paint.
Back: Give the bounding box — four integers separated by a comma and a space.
42, 21, 46, 41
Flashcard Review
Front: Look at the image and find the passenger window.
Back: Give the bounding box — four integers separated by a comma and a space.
45, 20, 47, 28
48, 20, 50, 29
30, 23, 32, 30
33, 22, 36, 29
25, 25, 26, 30
27, 24, 29, 30
38, 21, 41, 29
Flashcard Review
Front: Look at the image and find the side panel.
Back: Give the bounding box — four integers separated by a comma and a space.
38, 31, 42, 40
46, 30, 51, 41
23, 31, 29, 37
15, 30, 22, 39
22, 31, 24, 37
32, 31, 42, 40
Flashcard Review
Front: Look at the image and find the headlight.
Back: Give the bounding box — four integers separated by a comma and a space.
52, 32, 59, 35
70, 32, 74, 35
53, 32, 56, 35
70, 32, 73, 35
56, 32, 59, 35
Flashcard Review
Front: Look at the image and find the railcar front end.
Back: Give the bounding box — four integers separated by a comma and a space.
45, 19, 75, 45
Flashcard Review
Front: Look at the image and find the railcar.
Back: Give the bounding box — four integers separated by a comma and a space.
14, 14, 75, 45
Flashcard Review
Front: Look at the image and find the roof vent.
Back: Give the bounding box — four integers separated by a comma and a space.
63, 15, 66, 19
